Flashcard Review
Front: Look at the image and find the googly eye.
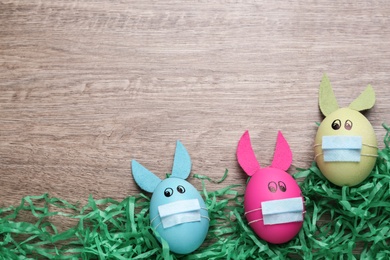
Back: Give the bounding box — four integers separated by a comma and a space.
177, 185, 186, 194
164, 188, 174, 197
278, 181, 287, 192
345, 120, 353, 130
331, 119, 342, 130
268, 181, 277, 193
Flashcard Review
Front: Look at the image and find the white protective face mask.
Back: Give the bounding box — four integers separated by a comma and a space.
322, 136, 362, 162
260, 197, 304, 225
245, 197, 305, 225
152, 199, 207, 229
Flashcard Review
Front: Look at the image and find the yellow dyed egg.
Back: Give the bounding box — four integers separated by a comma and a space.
315, 74, 378, 187
315, 108, 378, 186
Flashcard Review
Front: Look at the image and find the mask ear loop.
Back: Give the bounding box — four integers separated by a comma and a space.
244, 208, 262, 225
244, 207, 262, 216
244, 200, 306, 225
361, 143, 379, 158
150, 214, 163, 230
313, 143, 324, 161
200, 207, 211, 222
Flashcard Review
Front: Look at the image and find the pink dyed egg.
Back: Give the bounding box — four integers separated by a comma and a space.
237, 131, 304, 244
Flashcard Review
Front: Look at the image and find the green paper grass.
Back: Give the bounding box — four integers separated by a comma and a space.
1, 125, 389, 259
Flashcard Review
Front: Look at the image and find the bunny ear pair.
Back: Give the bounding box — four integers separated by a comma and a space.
132, 141, 192, 193
237, 131, 292, 176
319, 74, 376, 117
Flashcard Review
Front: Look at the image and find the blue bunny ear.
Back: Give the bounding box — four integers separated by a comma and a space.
131, 160, 162, 193
171, 140, 192, 179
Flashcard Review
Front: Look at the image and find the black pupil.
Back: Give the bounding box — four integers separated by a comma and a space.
177, 185, 185, 193
268, 182, 277, 193
345, 120, 352, 130
164, 188, 173, 197
278, 181, 287, 192
332, 119, 341, 130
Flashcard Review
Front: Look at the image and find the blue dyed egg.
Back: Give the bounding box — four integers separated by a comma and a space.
131, 141, 210, 254
150, 178, 209, 254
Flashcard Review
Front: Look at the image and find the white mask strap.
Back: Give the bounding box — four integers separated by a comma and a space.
151, 199, 209, 229
152, 211, 209, 230
314, 142, 378, 161
245, 197, 305, 225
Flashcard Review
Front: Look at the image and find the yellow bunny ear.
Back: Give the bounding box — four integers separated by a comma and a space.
348, 85, 376, 112
319, 74, 339, 117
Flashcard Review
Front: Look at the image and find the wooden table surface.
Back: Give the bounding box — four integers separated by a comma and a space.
1, 0, 389, 211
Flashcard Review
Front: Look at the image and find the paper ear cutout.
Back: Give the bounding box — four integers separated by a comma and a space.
348, 85, 375, 112
270, 131, 292, 171
171, 140, 192, 179
237, 131, 292, 176
131, 160, 162, 193
319, 74, 339, 117
237, 131, 261, 176
131, 141, 192, 192
319, 74, 376, 116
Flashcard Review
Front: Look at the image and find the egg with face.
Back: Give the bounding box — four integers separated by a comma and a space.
149, 177, 209, 254
132, 141, 209, 254
237, 131, 304, 244
315, 75, 378, 187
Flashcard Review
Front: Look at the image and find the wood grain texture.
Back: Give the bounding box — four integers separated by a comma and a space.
1, 0, 390, 215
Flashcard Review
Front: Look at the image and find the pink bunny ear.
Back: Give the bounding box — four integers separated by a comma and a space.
237, 131, 261, 176
271, 131, 292, 171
